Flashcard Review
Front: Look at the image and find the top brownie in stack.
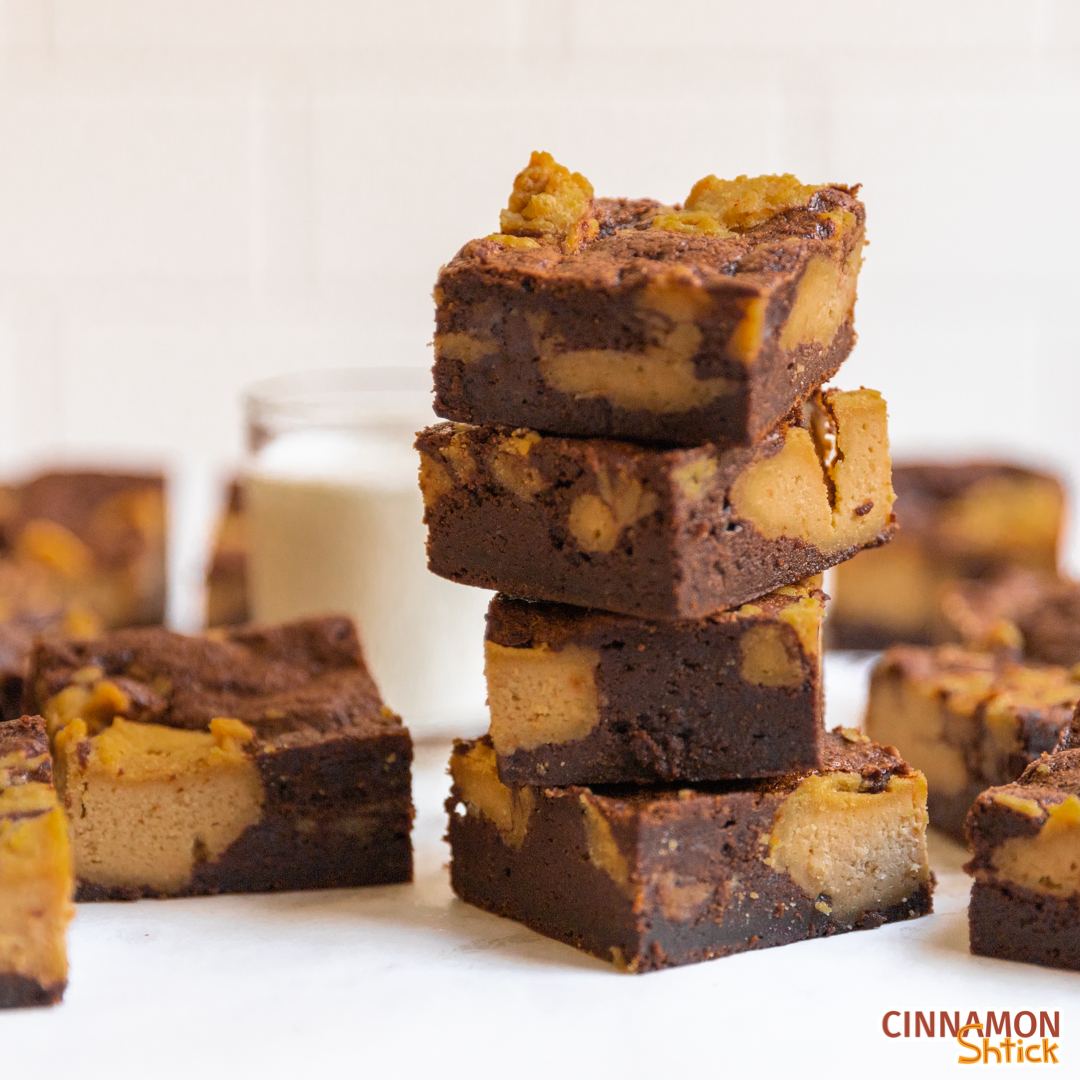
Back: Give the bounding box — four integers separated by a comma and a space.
433, 152, 865, 448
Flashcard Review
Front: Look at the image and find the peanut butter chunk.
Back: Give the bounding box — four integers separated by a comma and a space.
447, 730, 932, 973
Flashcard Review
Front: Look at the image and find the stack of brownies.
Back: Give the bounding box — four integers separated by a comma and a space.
418, 152, 934, 972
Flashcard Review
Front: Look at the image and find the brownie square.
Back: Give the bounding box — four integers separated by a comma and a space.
864, 645, 1080, 840
434, 154, 865, 448
29, 616, 413, 900
940, 568, 1080, 669
419, 387, 894, 621
0, 470, 168, 630
0, 715, 75, 1008
485, 580, 825, 785
827, 462, 1064, 650
965, 749, 1080, 971
448, 730, 933, 972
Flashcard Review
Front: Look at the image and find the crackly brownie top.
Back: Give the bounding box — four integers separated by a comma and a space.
891, 461, 1064, 543
440, 151, 863, 291
487, 582, 824, 647
965, 748, 1080, 859
30, 616, 404, 749
587, 729, 913, 806
893, 462, 1059, 504
0, 714, 51, 784
1, 470, 162, 535
454, 728, 912, 805
419, 418, 716, 468
877, 645, 1080, 723
942, 569, 1080, 663
0, 470, 164, 564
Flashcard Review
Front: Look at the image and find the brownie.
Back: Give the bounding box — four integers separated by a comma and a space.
485, 581, 825, 785
0, 715, 75, 1007
206, 479, 250, 627
434, 155, 865, 449
28, 616, 413, 900
827, 462, 1064, 649
964, 750, 1080, 970
864, 646, 1080, 841
940, 568, 1080, 668
0, 469, 167, 631
419, 387, 894, 621
0, 616, 60, 722
447, 730, 933, 972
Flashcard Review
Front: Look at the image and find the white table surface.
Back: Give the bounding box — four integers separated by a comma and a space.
4, 654, 1077, 1078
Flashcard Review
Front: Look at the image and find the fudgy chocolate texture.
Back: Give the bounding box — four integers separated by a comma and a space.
827, 462, 1064, 650
486, 584, 824, 785
30, 617, 413, 899
447, 731, 932, 973
964, 750, 1080, 970
968, 881, 1080, 971
434, 187, 864, 448
418, 388, 893, 621
865, 647, 1079, 841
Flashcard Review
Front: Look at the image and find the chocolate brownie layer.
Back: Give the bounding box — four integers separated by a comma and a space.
964, 749, 1080, 970
827, 462, 1063, 649
0, 470, 167, 630
865, 646, 1080, 841
447, 731, 932, 972
434, 156, 865, 448
419, 387, 894, 621
30, 617, 413, 899
941, 569, 1080, 669
968, 881, 1080, 970
486, 582, 825, 785
0, 715, 74, 1008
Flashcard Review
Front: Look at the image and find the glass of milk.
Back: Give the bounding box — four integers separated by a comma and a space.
243, 368, 492, 736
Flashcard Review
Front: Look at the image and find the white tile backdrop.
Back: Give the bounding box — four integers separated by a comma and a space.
0, 0, 1078, 566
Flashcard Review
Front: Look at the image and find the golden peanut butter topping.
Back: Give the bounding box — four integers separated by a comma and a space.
498, 151, 598, 253
683, 173, 822, 232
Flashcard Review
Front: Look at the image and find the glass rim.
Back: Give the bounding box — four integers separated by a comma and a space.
245, 367, 435, 436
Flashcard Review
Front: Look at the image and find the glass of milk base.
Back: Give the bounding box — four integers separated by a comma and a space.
244, 368, 491, 736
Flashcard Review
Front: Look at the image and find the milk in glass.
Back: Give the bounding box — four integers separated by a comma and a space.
244, 371, 491, 734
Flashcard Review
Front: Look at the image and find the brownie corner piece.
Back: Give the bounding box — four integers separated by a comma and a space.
32, 616, 413, 900
0, 714, 75, 1008
447, 730, 931, 972
827, 461, 1065, 650
964, 750, 1080, 970
419, 385, 894, 620
433, 155, 865, 448
864, 645, 1080, 840
485, 579, 826, 785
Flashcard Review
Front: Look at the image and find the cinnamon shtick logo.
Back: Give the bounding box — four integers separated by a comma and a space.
882, 1011, 1061, 1065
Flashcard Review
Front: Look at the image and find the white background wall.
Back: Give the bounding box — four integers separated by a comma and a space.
1, 0, 1078, 564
